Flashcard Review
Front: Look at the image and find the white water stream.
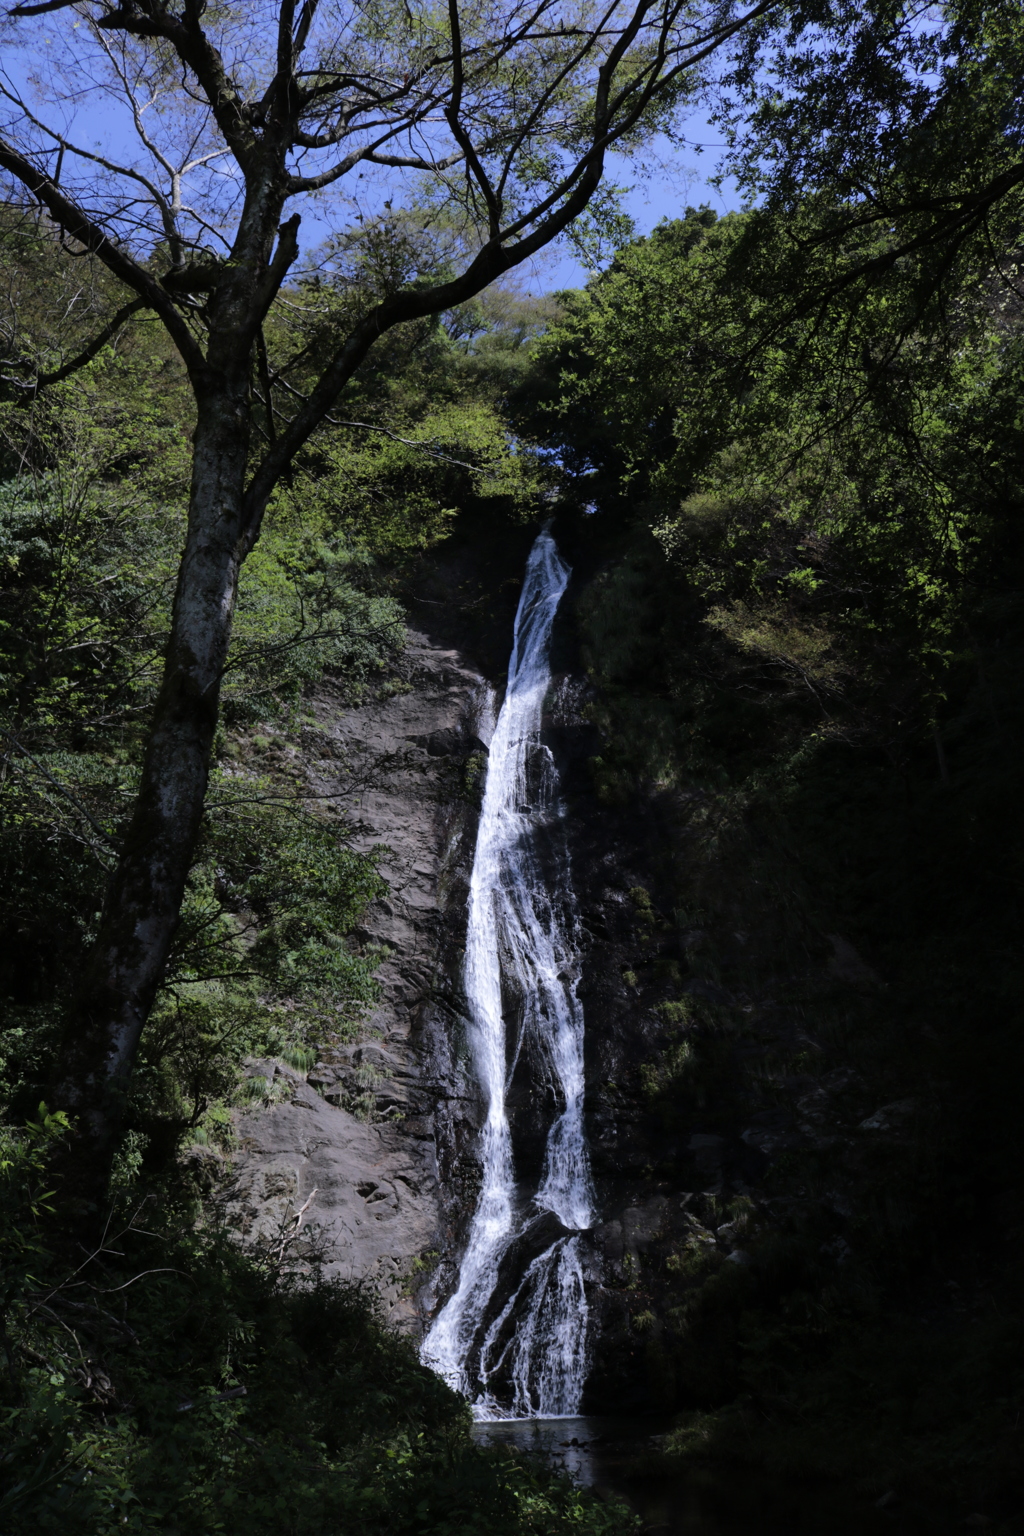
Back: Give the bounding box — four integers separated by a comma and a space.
421, 530, 594, 1419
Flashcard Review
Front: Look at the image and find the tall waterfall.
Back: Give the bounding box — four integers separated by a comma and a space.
421, 530, 594, 1419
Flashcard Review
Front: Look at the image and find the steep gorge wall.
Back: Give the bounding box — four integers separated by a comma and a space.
555, 725, 896, 1413
213, 630, 486, 1330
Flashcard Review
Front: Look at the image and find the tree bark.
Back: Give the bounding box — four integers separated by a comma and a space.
52, 373, 252, 1203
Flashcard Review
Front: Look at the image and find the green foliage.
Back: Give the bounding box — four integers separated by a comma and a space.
719, 0, 1024, 336
229, 513, 405, 719
0, 1105, 70, 1316
525, 200, 1024, 791
263, 221, 552, 565
0, 447, 394, 1136
0, 1181, 632, 1536
126, 794, 387, 1145
520, 168, 1024, 1502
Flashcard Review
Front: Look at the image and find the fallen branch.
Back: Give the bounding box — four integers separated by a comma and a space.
274, 1186, 319, 1264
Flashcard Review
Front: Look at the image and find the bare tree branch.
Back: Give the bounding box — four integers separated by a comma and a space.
9, 0, 81, 14
95, 3, 258, 171
0, 135, 205, 373
446, 0, 503, 238
21, 294, 149, 394
0, 726, 119, 849
364, 148, 464, 170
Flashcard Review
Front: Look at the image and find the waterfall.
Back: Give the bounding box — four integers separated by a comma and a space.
421, 529, 594, 1420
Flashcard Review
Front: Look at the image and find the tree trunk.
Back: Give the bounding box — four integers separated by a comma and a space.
52, 376, 251, 1207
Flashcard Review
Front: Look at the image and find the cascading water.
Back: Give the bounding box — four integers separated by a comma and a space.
421, 530, 594, 1420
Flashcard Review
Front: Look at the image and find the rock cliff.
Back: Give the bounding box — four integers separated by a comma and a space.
216, 630, 485, 1330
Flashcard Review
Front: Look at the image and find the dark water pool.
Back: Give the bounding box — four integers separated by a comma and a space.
471, 1416, 940, 1535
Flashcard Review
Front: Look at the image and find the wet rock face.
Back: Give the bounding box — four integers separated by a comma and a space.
579, 1188, 761, 1413
536, 665, 904, 1415
219, 630, 486, 1330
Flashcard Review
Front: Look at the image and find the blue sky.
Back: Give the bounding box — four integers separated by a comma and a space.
523, 118, 743, 292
